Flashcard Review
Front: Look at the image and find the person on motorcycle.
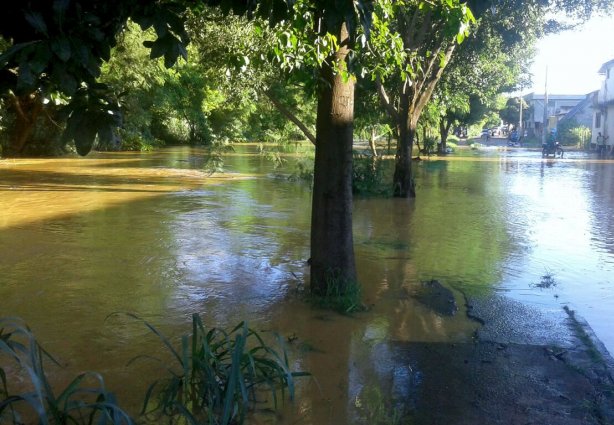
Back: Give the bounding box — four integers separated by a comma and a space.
548, 129, 557, 146
542, 128, 561, 157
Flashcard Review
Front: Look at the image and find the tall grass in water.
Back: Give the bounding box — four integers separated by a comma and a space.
0, 317, 133, 425
135, 313, 308, 425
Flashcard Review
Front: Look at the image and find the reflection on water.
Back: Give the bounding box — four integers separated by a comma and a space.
1, 146, 614, 423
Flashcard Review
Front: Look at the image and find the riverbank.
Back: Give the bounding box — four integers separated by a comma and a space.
386, 291, 614, 424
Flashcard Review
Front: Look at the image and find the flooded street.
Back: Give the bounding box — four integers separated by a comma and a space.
1, 145, 614, 423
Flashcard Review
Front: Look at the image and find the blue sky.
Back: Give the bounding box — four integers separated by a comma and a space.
527, 14, 614, 95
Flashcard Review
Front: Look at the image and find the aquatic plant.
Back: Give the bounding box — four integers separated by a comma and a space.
135, 313, 308, 425
0, 317, 133, 425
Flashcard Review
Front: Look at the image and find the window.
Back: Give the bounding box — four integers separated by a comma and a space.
595, 112, 602, 128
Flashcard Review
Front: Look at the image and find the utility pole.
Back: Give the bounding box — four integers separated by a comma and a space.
542, 65, 548, 145
519, 86, 523, 136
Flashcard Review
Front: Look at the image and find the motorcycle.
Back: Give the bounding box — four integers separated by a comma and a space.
542, 140, 564, 158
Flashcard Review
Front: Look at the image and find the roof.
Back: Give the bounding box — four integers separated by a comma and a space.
598, 58, 614, 74
558, 93, 594, 125
523, 92, 587, 101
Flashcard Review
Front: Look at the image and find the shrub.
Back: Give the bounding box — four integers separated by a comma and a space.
352, 154, 389, 196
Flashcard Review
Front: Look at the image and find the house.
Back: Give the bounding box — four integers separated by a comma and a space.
522, 93, 586, 138
591, 58, 614, 153
557, 92, 595, 130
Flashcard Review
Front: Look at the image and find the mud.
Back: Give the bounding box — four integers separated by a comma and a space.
383, 294, 614, 425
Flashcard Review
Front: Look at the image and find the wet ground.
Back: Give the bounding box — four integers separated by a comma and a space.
385, 287, 614, 424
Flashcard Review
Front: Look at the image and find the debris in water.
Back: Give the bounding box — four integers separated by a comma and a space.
532, 272, 557, 289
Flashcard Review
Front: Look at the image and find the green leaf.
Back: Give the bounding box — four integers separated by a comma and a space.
0, 42, 36, 67
29, 45, 52, 74
24, 11, 48, 36
148, 39, 166, 60
73, 117, 99, 156
56, 67, 78, 94
51, 37, 71, 62
53, 0, 70, 25
16, 63, 36, 92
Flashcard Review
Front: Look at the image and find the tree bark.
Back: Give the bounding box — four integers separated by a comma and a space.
393, 91, 416, 197
438, 118, 451, 154
392, 42, 456, 197
5, 93, 43, 157
310, 22, 356, 295
368, 126, 378, 157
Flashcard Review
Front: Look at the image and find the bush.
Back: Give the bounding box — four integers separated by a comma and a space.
352, 154, 389, 196
558, 119, 591, 148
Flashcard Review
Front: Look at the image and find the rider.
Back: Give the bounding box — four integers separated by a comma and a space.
547, 128, 557, 149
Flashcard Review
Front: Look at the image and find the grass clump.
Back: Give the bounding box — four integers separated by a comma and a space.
135, 313, 308, 425
308, 276, 365, 314
0, 317, 133, 425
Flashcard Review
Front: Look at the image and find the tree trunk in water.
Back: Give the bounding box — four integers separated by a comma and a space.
310, 22, 356, 295
439, 119, 449, 154
393, 94, 416, 198
5, 94, 42, 157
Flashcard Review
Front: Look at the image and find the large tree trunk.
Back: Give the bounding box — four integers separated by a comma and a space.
393, 93, 416, 198
310, 22, 356, 295
5, 93, 43, 157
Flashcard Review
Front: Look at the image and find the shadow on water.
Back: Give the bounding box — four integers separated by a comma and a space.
2, 146, 614, 423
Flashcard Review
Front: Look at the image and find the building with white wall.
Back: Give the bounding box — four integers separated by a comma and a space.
591, 59, 614, 154
523, 93, 587, 138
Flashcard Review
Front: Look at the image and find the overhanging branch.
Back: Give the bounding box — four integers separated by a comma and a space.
264, 89, 316, 145
376, 76, 400, 123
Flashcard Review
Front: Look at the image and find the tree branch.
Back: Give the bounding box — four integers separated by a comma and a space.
264, 89, 316, 145
376, 76, 400, 123
9, 93, 29, 122
414, 42, 456, 118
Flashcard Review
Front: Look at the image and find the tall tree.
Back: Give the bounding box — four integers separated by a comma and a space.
369, 0, 474, 197
371, 0, 613, 198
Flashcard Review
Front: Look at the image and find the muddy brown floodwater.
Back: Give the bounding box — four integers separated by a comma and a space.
1, 145, 614, 423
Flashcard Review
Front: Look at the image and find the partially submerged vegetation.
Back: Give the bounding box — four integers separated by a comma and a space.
307, 275, 366, 314
0, 315, 306, 425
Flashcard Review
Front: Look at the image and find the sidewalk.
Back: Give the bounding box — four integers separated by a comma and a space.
386, 293, 614, 424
